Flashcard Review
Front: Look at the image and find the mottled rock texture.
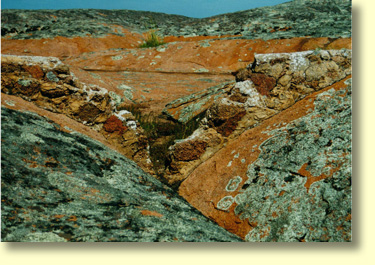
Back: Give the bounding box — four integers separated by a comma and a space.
1, 0, 352, 242
237, 80, 352, 242
167, 49, 352, 186
1, 55, 113, 125
54, 37, 349, 117
179, 77, 352, 241
1, 0, 351, 40
1, 55, 153, 174
1, 2, 351, 117
1, 107, 242, 242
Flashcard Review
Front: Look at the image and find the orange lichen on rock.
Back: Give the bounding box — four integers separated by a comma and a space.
23, 65, 45, 79
140, 210, 164, 218
67, 216, 78, 222
298, 163, 341, 192
172, 140, 208, 161
1, 31, 143, 58
53, 214, 66, 219
179, 76, 352, 240
163, 34, 243, 43
103, 115, 128, 134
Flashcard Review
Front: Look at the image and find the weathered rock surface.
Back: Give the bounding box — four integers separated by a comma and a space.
1, 31, 144, 58
1, 9, 351, 117
66, 67, 233, 116
166, 49, 352, 185
56, 37, 350, 116
1, 55, 153, 174
1, 107, 242, 242
1, 9, 196, 39
179, 76, 352, 241
1, 0, 351, 40
163, 82, 234, 123
64, 37, 352, 75
1, 0, 352, 242
1, 55, 113, 125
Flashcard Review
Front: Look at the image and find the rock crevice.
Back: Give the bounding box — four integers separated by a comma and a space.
166, 49, 351, 186
1, 55, 153, 174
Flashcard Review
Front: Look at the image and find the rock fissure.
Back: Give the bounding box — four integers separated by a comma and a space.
2, 0, 352, 242
167, 49, 351, 187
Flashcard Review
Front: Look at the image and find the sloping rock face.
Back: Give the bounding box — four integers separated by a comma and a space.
1, 0, 352, 242
1, 55, 153, 174
1, 107, 242, 242
179, 77, 352, 241
195, 0, 351, 40
1, 0, 351, 40
1, 1, 352, 117
166, 49, 352, 185
1, 9, 197, 39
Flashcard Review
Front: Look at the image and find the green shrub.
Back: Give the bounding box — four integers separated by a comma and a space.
139, 29, 165, 48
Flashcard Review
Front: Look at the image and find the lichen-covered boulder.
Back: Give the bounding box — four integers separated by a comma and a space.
179, 77, 352, 241
236, 80, 352, 242
1, 107, 242, 242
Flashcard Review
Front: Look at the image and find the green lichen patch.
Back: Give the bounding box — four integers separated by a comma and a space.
108, 91, 124, 107
233, 79, 352, 242
1, 107, 242, 242
111, 55, 123, 61
225, 176, 243, 192
17, 79, 33, 87
217, 196, 235, 211
46, 71, 60, 82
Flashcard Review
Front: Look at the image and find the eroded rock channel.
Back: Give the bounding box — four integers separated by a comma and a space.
2, 0, 352, 242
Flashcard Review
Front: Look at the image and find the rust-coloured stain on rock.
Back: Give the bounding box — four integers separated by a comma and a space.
103, 115, 128, 134
140, 210, 164, 218
178, 76, 351, 240
1, 17, 352, 241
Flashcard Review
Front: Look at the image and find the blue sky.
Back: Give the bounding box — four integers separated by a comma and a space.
1, 0, 291, 18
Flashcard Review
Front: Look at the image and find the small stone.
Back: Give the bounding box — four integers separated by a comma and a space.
46, 71, 60, 83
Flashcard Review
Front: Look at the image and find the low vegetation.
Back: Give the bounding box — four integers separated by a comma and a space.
119, 104, 204, 183
139, 29, 165, 48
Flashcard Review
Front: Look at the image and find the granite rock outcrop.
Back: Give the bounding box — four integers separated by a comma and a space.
179, 76, 352, 241
1, 0, 352, 242
1, 1, 352, 117
2, 0, 351, 40
1, 107, 242, 242
1, 55, 153, 174
166, 49, 352, 185
1, 55, 113, 125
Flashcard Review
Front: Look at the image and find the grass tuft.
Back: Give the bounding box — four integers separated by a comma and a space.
139, 29, 165, 48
